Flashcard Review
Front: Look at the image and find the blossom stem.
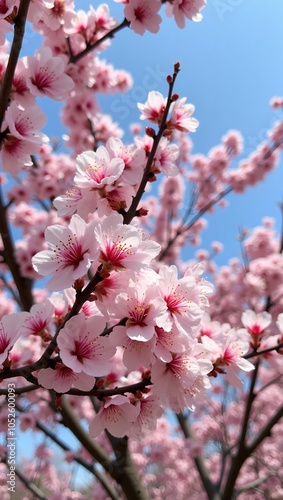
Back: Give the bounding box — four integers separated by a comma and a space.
123, 64, 180, 225
68, 18, 130, 65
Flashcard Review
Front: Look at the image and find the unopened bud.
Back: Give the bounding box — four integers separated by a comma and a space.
73, 277, 84, 291
145, 127, 156, 138
167, 75, 173, 84
171, 93, 179, 101
136, 207, 148, 217
174, 61, 181, 72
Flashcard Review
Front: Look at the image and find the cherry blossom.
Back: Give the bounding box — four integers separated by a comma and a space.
23, 47, 75, 100
166, 0, 207, 28
0, 313, 29, 365
113, 282, 167, 342
37, 363, 95, 392
167, 97, 199, 133
94, 213, 161, 272
124, 0, 162, 35
74, 145, 125, 190
89, 395, 139, 438
57, 314, 116, 376
32, 214, 98, 290
137, 90, 167, 125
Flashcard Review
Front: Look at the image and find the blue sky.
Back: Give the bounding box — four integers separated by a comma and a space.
36, 0, 283, 267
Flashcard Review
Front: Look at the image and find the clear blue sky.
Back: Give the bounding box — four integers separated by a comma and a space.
40, 0, 283, 266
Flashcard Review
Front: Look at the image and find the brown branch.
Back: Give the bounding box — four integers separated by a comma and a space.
245, 341, 283, 360
35, 419, 119, 500
221, 360, 260, 499
0, 187, 33, 311
14, 466, 47, 500
69, 18, 130, 65
247, 404, 283, 456
59, 396, 149, 500
123, 63, 181, 225
176, 412, 221, 500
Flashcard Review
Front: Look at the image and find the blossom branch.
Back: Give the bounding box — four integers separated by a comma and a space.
14, 466, 47, 500
176, 412, 221, 500
245, 341, 283, 359
0, 187, 33, 311
35, 420, 120, 500
221, 360, 260, 499
59, 396, 149, 500
123, 63, 181, 225
68, 18, 130, 65
247, 404, 283, 456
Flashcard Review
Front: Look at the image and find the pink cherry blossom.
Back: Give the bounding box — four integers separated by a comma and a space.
124, 0, 162, 35
130, 395, 163, 436
106, 137, 145, 185
94, 213, 161, 272
37, 363, 95, 392
167, 97, 199, 133
166, 0, 207, 29
23, 47, 75, 100
89, 395, 139, 438
110, 325, 156, 371
21, 300, 55, 337
201, 329, 255, 388
156, 265, 204, 337
151, 350, 212, 412
74, 146, 125, 190
4, 101, 47, 142
32, 214, 98, 291
241, 309, 272, 348
114, 282, 167, 342
57, 314, 116, 376
0, 312, 29, 365
153, 137, 180, 176
138, 90, 167, 125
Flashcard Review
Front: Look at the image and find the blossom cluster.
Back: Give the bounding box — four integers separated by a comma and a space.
0, 4, 283, 499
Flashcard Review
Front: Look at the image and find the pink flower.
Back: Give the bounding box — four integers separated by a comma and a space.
138, 91, 167, 125
156, 265, 204, 337
151, 350, 212, 412
0, 312, 29, 365
94, 213, 161, 272
109, 326, 156, 371
241, 309, 272, 348
21, 300, 55, 337
4, 102, 47, 144
32, 214, 98, 291
130, 395, 163, 436
89, 395, 139, 438
114, 282, 167, 342
106, 137, 145, 185
166, 0, 207, 29
23, 47, 74, 100
154, 138, 180, 176
167, 97, 199, 133
37, 363, 95, 393
57, 314, 116, 376
201, 330, 255, 388
74, 146, 125, 189
124, 0, 162, 35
